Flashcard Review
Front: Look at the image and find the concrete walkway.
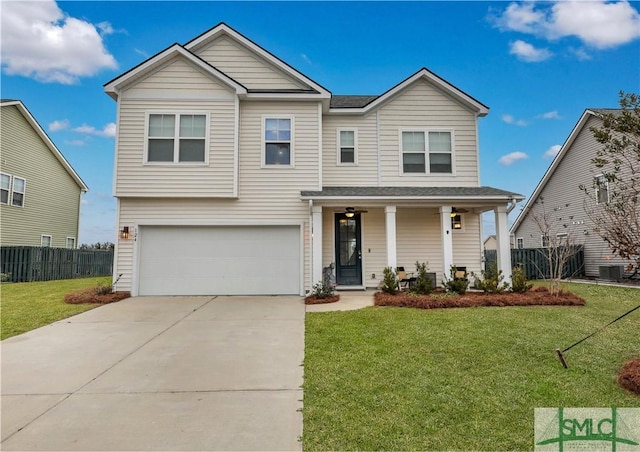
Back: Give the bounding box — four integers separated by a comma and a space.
1, 296, 304, 451
305, 290, 376, 312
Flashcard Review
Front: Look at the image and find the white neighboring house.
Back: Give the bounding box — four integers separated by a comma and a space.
104, 23, 523, 296
510, 108, 633, 279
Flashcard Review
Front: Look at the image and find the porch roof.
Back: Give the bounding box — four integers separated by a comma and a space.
301, 186, 524, 201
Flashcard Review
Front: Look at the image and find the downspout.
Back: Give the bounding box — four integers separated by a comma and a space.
506, 198, 518, 214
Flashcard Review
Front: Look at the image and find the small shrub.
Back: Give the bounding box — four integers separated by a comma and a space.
511, 264, 533, 293
309, 281, 335, 299
473, 263, 509, 294
410, 261, 433, 295
380, 266, 399, 295
0, 272, 11, 283
443, 266, 469, 295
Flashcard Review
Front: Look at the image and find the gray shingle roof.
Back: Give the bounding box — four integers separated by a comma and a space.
301, 186, 524, 199
330, 95, 378, 108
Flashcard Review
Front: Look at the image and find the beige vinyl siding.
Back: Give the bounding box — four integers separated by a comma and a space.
0, 105, 82, 246
395, 208, 444, 284
512, 115, 630, 276
452, 213, 482, 275
115, 57, 236, 197
378, 79, 479, 186
115, 101, 322, 292
322, 114, 379, 186
194, 36, 309, 90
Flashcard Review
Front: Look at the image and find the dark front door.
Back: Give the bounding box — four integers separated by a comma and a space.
335, 213, 362, 285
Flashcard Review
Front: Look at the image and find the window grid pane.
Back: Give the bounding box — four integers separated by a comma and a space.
340, 130, 355, 147
430, 153, 452, 173
12, 178, 25, 193
429, 131, 451, 153
179, 115, 206, 138
340, 148, 355, 163
179, 139, 205, 162
148, 139, 175, 162
1, 174, 10, 190
403, 153, 426, 173
265, 143, 291, 165
402, 131, 425, 152
149, 114, 175, 137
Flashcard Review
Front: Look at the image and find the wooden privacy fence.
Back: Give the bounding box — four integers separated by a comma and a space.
484, 246, 585, 280
1, 246, 113, 282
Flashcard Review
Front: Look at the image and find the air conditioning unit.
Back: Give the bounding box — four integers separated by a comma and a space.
599, 265, 624, 281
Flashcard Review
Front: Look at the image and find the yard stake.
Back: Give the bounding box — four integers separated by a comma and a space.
556, 303, 640, 368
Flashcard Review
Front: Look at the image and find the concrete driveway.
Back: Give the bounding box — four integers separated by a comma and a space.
1, 296, 305, 451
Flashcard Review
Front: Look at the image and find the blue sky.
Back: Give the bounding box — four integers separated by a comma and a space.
2, 1, 639, 244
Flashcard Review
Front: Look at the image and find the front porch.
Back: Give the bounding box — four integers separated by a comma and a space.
302, 187, 523, 290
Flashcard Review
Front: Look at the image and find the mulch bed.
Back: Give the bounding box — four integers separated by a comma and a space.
374, 286, 585, 310
618, 358, 640, 395
305, 294, 340, 305
64, 287, 131, 304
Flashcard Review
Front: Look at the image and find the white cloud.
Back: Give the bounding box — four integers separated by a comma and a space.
492, 1, 640, 50
499, 151, 529, 166
539, 110, 561, 120
569, 47, 592, 61
543, 144, 562, 159
502, 113, 528, 126
49, 119, 69, 131
72, 122, 116, 138
301, 53, 312, 65
1, 0, 118, 84
509, 40, 553, 62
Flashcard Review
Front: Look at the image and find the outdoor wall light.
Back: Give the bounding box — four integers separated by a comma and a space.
120, 226, 130, 240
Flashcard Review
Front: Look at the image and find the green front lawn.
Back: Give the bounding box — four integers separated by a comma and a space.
304, 283, 640, 450
1, 277, 108, 340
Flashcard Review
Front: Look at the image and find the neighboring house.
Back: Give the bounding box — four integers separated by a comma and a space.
104, 23, 523, 296
0, 100, 88, 248
483, 235, 497, 251
510, 109, 632, 278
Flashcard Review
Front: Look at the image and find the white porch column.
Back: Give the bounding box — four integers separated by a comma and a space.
494, 204, 512, 284
312, 205, 323, 284
385, 206, 397, 269
440, 206, 454, 274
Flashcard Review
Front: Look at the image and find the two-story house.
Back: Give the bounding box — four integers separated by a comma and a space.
511, 109, 634, 279
105, 23, 523, 296
1, 100, 88, 248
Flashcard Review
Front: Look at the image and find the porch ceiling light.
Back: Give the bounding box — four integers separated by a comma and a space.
120, 226, 130, 240
345, 207, 355, 218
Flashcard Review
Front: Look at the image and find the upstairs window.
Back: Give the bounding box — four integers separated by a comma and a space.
401, 130, 453, 174
66, 237, 76, 249
264, 117, 293, 166
12, 177, 26, 207
595, 174, 609, 204
337, 129, 357, 165
541, 235, 549, 248
516, 237, 524, 249
147, 113, 207, 163
1, 173, 10, 205
41, 235, 52, 247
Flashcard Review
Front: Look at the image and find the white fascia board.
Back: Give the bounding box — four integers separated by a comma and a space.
184, 24, 331, 97
300, 194, 523, 202
510, 109, 595, 233
104, 44, 247, 100
242, 92, 331, 101
1, 101, 89, 192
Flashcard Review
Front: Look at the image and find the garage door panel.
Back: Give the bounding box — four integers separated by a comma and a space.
137, 226, 300, 296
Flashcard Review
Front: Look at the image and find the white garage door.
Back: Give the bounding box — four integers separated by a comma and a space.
137, 225, 301, 296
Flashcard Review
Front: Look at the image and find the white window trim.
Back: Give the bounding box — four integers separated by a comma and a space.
143, 112, 210, 165
336, 128, 358, 166
541, 235, 550, 248
11, 176, 26, 208
66, 237, 76, 249
261, 115, 295, 168
398, 128, 456, 176
516, 237, 524, 249
594, 173, 609, 204
0, 172, 11, 206
41, 235, 52, 247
